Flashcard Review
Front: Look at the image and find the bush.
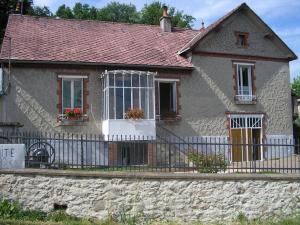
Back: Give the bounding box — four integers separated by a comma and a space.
188, 152, 227, 173
0, 199, 22, 220
0, 199, 46, 221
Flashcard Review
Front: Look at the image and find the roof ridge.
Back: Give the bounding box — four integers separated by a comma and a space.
9, 14, 197, 30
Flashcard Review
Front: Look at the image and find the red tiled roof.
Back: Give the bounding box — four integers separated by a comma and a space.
0, 15, 200, 68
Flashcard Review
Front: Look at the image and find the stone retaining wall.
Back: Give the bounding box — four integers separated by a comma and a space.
0, 170, 300, 223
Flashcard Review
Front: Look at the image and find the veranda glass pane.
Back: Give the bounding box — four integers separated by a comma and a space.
124, 74, 131, 87
140, 74, 147, 87
132, 75, 139, 87
140, 88, 148, 119
109, 74, 114, 87
109, 88, 115, 119
148, 75, 154, 87
124, 88, 131, 113
116, 88, 123, 119
133, 88, 139, 109
63, 80, 71, 111
116, 73, 123, 87
74, 80, 82, 108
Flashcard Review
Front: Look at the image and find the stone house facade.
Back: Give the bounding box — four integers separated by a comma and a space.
0, 3, 297, 164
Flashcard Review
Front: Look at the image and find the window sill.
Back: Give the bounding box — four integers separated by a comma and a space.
57, 114, 88, 126
156, 115, 182, 123
58, 120, 88, 126
234, 96, 257, 105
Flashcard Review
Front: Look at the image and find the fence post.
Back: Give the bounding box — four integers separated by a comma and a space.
168, 142, 171, 172
81, 134, 84, 169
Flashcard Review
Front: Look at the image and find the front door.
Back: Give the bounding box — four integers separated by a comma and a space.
230, 115, 263, 162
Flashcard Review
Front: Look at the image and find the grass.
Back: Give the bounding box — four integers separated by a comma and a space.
1, 199, 300, 225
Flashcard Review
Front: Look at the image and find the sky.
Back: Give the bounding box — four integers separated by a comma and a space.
33, 0, 300, 80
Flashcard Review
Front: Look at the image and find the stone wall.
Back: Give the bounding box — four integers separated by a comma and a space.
0, 170, 300, 223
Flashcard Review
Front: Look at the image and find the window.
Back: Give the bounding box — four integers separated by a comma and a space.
155, 79, 178, 119
62, 78, 83, 113
102, 71, 155, 120
235, 31, 249, 47
234, 63, 255, 102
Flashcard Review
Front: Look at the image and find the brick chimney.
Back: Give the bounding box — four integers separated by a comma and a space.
160, 6, 171, 32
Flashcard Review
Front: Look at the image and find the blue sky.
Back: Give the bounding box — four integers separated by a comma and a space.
33, 0, 300, 80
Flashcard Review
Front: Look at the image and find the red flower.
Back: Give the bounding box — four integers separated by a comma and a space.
64, 108, 72, 114
73, 108, 81, 115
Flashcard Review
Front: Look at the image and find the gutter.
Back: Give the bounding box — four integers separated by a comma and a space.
0, 59, 194, 71
177, 47, 191, 55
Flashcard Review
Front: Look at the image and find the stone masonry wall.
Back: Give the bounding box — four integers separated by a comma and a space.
0, 172, 300, 223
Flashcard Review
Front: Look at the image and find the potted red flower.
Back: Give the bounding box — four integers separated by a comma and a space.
124, 108, 144, 120
64, 108, 82, 120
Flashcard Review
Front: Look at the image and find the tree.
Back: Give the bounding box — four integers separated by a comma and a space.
29, 6, 53, 17
56, 4, 74, 19
140, 1, 162, 25
72, 3, 97, 20
140, 1, 195, 28
292, 76, 300, 97
0, 0, 33, 43
97, 2, 140, 23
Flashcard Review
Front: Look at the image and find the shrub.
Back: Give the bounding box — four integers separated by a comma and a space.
0, 199, 22, 220
188, 152, 227, 173
0, 199, 46, 221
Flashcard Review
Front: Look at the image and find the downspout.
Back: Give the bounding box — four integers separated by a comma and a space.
0, 36, 12, 122
3, 35, 12, 95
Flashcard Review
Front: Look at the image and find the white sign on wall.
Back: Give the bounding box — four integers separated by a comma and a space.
0, 144, 25, 169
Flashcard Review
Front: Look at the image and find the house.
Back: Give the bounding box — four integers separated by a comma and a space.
0, 3, 297, 165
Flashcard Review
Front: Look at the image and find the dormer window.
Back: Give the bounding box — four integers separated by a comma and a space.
235, 31, 249, 47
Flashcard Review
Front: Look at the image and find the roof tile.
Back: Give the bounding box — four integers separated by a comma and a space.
0, 15, 201, 68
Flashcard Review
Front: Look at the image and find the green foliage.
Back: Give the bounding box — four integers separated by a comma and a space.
53, 1, 194, 28
140, 1, 195, 28
188, 152, 227, 173
140, 1, 163, 25
72, 3, 98, 20
118, 209, 139, 225
0, 199, 46, 221
0, 199, 22, 219
47, 210, 80, 223
56, 4, 74, 19
97, 2, 140, 23
294, 117, 300, 128
0, 0, 33, 42
29, 6, 53, 17
291, 76, 300, 97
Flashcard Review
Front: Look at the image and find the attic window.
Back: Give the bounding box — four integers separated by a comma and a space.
235, 31, 249, 47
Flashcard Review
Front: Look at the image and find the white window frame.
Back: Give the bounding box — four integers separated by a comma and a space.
236, 64, 253, 101
103, 71, 155, 120
155, 78, 178, 117
62, 78, 84, 113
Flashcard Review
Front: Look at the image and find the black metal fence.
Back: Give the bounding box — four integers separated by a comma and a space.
0, 131, 299, 173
